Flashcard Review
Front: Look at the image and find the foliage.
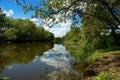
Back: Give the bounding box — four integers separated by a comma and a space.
63, 27, 81, 43
86, 50, 120, 64
15, 0, 120, 28
0, 7, 6, 29
3, 28, 18, 40
0, 7, 6, 40
0, 77, 10, 80
80, 2, 120, 47
54, 37, 63, 44
0, 13, 54, 42
14, 0, 120, 43
0, 42, 54, 72
11, 18, 38, 41
74, 40, 95, 63
95, 68, 120, 80
63, 18, 120, 64
13, 0, 120, 65
0, 7, 54, 42
70, 1, 120, 63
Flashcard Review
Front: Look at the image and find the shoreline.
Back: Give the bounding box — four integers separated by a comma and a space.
84, 51, 120, 79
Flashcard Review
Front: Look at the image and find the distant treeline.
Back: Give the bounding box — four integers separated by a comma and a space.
0, 8, 54, 42
54, 37, 63, 44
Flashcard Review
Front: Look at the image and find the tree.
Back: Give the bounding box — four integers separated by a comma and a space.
0, 7, 6, 29
0, 7, 6, 39
63, 26, 81, 42
3, 28, 18, 40
44, 30, 54, 40
81, 4, 106, 40
15, 0, 120, 27
2, 17, 54, 42
14, 0, 120, 63
11, 18, 37, 41
15, 0, 120, 42
81, 3, 120, 47
5, 17, 17, 28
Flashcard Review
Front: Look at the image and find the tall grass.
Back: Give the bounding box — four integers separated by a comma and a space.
86, 50, 120, 64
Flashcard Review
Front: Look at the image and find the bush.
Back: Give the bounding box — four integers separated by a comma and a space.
95, 68, 120, 80
75, 39, 95, 64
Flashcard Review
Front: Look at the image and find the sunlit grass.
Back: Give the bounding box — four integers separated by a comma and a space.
95, 68, 120, 80
0, 77, 10, 80
86, 50, 120, 64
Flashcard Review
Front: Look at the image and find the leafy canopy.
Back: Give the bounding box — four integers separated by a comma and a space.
15, 0, 120, 28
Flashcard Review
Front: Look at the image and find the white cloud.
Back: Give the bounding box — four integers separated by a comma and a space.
50, 27, 70, 37
30, 18, 38, 22
4, 9, 14, 16
30, 18, 41, 26
43, 20, 72, 37
30, 18, 72, 37
40, 44, 73, 71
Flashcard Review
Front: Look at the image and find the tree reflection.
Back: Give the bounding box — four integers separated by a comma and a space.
39, 69, 82, 80
0, 42, 54, 73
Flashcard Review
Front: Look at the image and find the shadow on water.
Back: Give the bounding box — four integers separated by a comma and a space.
0, 43, 82, 80
0, 42, 54, 73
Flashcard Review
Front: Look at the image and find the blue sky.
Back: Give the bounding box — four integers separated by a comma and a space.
0, 0, 72, 37
0, 0, 35, 18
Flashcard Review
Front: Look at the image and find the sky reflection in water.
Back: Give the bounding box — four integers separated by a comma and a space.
0, 44, 75, 80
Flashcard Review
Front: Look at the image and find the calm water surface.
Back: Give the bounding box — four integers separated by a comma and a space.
0, 42, 81, 80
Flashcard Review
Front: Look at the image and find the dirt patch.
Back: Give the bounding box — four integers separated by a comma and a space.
85, 53, 120, 76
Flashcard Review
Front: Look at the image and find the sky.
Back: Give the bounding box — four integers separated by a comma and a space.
0, 0, 72, 37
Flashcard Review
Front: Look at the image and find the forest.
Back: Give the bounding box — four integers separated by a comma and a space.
0, 7, 54, 42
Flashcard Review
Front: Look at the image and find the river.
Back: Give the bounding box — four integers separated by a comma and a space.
0, 42, 82, 80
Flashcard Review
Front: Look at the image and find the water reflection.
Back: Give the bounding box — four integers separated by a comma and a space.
0, 42, 53, 73
0, 43, 81, 80
40, 44, 82, 80
40, 44, 74, 72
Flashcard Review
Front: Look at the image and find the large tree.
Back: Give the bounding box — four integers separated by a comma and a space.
15, 0, 120, 27
0, 7, 6, 39
1, 17, 54, 41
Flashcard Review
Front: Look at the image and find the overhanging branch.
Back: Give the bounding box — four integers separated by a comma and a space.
98, 0, 120, 25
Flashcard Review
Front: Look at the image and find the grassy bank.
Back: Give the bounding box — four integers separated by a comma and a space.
86, 50, 120, 64
85, 50, 120, 80
63, 42, 120, 79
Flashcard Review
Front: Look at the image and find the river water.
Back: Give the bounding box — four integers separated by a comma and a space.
0, 42, 82, 80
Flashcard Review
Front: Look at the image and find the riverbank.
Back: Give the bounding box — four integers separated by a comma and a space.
84, 50, 120, 79
63, 42, 120, 79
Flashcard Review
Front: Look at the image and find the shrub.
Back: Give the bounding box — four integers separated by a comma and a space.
75, 39, 96, 64
95, 68, 120, 80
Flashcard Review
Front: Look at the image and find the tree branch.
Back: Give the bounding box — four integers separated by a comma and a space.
98, 0, 120, 25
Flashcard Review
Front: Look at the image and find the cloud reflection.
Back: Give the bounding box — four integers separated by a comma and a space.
40, 44, 75, 71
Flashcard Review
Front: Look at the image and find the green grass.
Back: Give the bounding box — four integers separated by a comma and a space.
86, 50, 120, 64
95, 68, 120, 80
0, 77, 10, 80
